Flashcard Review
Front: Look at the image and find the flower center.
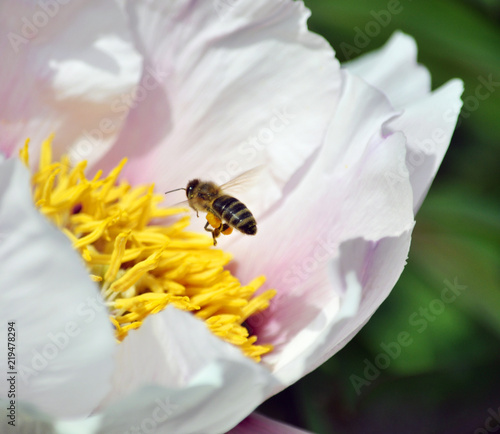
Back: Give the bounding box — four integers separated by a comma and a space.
20, 136, 275, 362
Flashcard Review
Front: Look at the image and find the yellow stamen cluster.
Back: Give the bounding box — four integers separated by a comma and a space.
20, 136, 276, 361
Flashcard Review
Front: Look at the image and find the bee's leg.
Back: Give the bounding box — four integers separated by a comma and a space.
212, 228, 220, 246
204, 221, 220, 246
196, 210, 199, 218
211, 223, 231, 245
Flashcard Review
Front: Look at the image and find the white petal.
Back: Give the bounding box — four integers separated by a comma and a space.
96, 0, 341, 213
0, 158, 115, 417
55, 417, 102, 434
344, 32, 464, 211
344, 31, 431, 108
257, 232, 411, 388
229, 71, 413, 287
227, 72, 414, 386
266, 261, 363, 387
385, 79, 464, 211
0, 0, 142, 166
285, 232, 412, 380
97, 307, 278, 433
229, 412, 312, 434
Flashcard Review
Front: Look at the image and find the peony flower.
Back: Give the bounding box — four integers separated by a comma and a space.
0, 0, 463, 432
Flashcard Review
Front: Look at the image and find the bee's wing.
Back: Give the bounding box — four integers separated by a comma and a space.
220, 166, 264, 196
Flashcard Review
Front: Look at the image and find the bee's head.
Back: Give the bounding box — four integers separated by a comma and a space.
186, 179, 200, 200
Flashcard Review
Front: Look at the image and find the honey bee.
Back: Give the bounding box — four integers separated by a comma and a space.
165, 168, 259, 246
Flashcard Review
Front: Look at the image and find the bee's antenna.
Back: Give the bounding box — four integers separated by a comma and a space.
164, 187, 186, 195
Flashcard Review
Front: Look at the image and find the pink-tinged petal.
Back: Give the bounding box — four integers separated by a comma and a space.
0, 0, 142, 166
230, 412, 312, 434
97, 307, 278, 433
0, 158, 115, 418
229, 71, 413, 276
267, 263, 363, 389
96, 0, 341, 211
249, 232, 411, 391
274, 232, 412, 385
344, 31, 431, 108
227, 72, 414, 386
385, 79, 464, 212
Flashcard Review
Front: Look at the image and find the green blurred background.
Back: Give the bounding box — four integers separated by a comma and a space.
257, 0, 500, 432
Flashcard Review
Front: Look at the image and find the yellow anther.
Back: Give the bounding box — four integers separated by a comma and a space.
19, 139, 30, 167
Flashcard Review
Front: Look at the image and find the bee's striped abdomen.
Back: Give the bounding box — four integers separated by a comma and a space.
212, 195, 257, 235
